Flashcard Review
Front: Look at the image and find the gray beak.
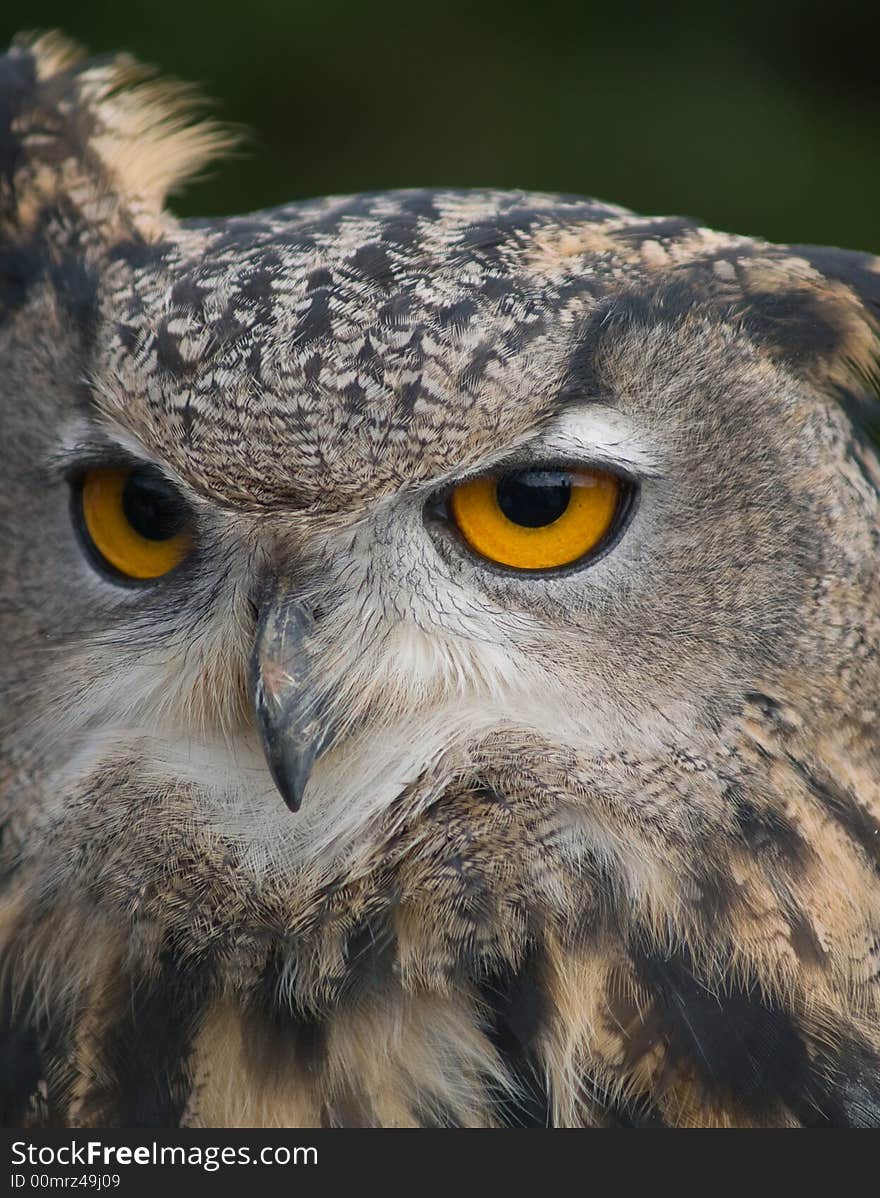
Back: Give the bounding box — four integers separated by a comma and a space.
249, 590, 334, 812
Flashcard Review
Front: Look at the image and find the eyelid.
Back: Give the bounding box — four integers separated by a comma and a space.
528, 441, 662, 479
417, 418, 657, 500
48, 440, 149, 484
50, 442, 197, 511
59, 452, 143, 488
49, 421, 187, 489
427, 454, 638, 508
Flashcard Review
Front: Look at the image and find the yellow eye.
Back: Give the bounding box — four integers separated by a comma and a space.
449, 466, 622, 570
77, 466, 192, 581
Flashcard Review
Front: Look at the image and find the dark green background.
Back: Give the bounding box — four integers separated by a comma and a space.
2, 2, 877, 251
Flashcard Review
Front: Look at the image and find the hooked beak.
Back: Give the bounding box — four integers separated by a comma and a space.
249, 588, 335, 812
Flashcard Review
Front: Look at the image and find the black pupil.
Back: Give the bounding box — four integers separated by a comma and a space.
496, 470, 572, 527
122, 469, 186, 541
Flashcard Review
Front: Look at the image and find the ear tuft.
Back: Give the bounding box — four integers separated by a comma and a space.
789, 244, 880, 451
1, 30, 236, 244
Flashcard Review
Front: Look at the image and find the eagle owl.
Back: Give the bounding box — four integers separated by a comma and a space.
1, 32, 879, 1129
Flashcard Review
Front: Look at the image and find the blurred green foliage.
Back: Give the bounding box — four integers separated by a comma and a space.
2, 1, 877, 250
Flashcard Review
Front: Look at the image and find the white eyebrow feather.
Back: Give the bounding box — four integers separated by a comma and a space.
531, 405, 661, 476
403, 403, 662, 500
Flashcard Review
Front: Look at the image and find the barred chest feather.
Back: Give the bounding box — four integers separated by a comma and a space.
3, 706, 880, 1129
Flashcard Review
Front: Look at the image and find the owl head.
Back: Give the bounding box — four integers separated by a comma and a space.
1, 33, 879, 1128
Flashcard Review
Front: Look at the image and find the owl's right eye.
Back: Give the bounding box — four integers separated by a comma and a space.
73, 465, 193, 582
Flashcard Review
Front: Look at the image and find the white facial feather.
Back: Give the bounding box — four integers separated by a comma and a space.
35, 399, 677, 877
534, 405, 662, 476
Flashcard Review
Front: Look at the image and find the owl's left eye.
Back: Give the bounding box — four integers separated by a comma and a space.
73, 465, 193, 582
445, 465, 628, 571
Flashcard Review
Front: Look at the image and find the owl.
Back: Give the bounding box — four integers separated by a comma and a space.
1, 32, 879, 1130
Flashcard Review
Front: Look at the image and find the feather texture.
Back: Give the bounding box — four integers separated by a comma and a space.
1, 34, 879, 1127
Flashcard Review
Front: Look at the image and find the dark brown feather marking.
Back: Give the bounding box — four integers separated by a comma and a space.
478, 943, 551, 1128
633, 944, 880, 1126
790, 756, 880, 871
245, 945, 326, 1081
729, 788, 811, 866
335, 908, 398, 1007
81, 945, 215, 1128
0, 977, 44, 1127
